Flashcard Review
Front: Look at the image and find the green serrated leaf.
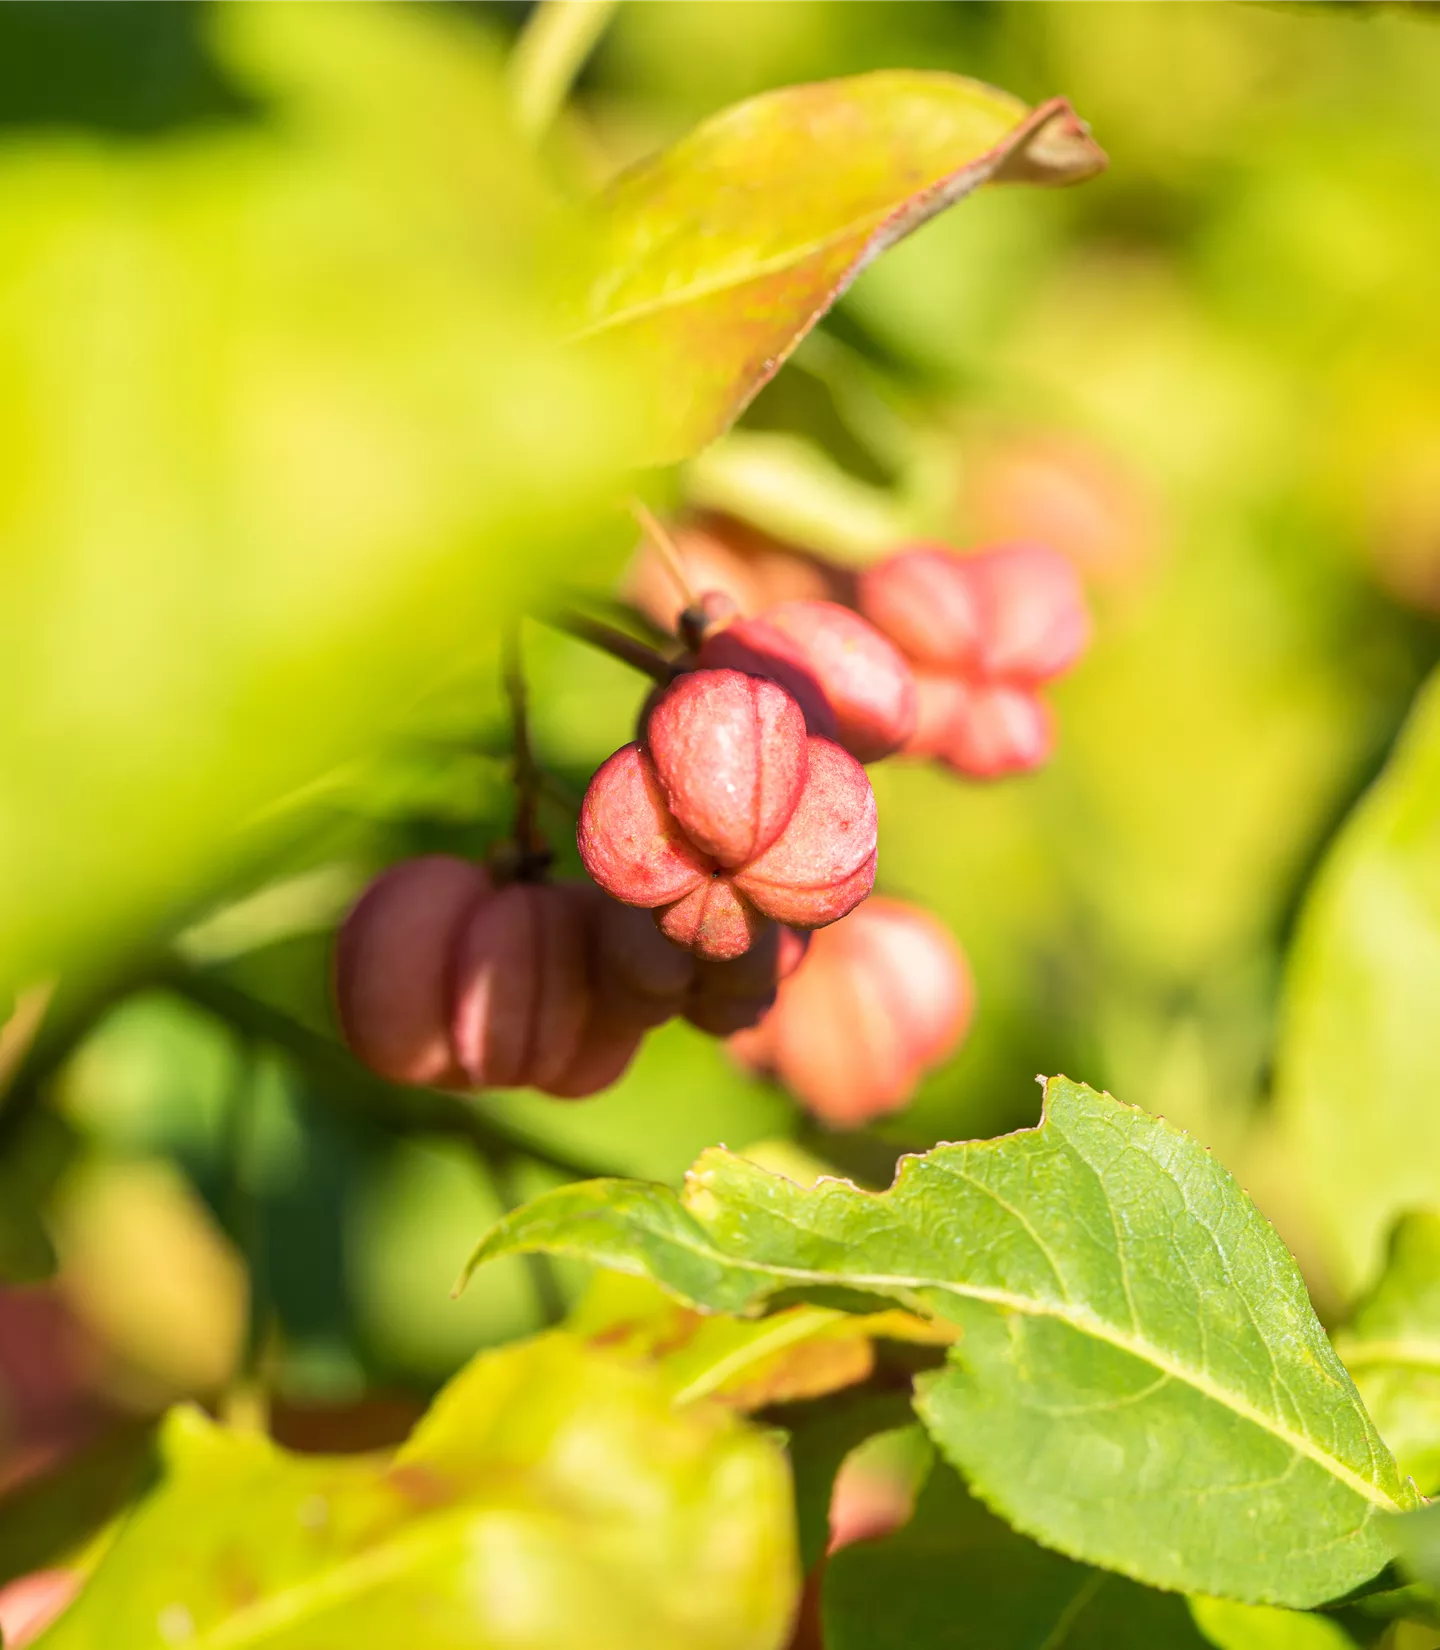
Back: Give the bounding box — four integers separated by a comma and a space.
466, 1077, 1415, 1606
582, 70, 1105, 464
1335, 1212, 1440, 1494
35, 1333, 796, 1650
825, 1455, 1214, 1650
1277, 670, 1440, 1295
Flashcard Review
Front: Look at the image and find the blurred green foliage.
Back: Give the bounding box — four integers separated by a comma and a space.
3, 0, 1440, 1566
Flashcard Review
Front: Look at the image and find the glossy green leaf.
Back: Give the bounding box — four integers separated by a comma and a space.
466, 1076, 1414, 1606
1334, 1212, 1440, 1494
35, 1333, 796, 1650
1277, 671, 1440, 1295
582, 71, 1106, 464
824, 1456, 1214, 1650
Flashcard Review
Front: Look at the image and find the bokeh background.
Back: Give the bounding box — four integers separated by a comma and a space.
3, 0, 1440, 1581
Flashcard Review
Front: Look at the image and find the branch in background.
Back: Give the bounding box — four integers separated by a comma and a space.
546, 610, 679, 684
508, 0, 620, 141
165, 965, 603, 1186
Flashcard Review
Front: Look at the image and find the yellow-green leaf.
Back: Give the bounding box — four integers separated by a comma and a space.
582, 71, 1105, 464
36, 1334, 796, 1650
466, 1078, 1415, 1607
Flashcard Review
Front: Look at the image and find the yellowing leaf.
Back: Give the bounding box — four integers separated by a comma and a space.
570, 1271, 953, 1411
36, 1334, 796, 1650
582, 71, 1105, 464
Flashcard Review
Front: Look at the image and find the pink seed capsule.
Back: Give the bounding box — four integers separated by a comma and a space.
704, 601, 916, 764
578, 743, 714, 909
964, 542, 1090, 685
732, 737, 878, 928
685, 925, 810, 1036
592, 893, 695, 1029
655, 876, 770, 962
450, 882, 589, 1090
938, 681, 1053, 779
903, 670, 968, 760
731, 897, 973, 1128
645, 669, 809, 866
856, 547, 985, 671
334, 855, 491, 1087
540, 1012, 645, 1099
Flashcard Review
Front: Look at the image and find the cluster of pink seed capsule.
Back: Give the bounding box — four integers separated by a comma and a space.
334, 533, 1088, 1124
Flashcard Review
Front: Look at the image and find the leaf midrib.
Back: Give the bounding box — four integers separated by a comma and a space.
573, 199, 902, 340
610, 1225, 1404, 1515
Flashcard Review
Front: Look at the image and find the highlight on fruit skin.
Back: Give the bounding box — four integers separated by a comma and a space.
333, 854, 492, 1087
578, 671, 879, 961
730, 896, 972, 1127
856, 541, 1089, 780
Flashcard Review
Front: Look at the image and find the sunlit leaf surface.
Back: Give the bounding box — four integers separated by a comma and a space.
36, 1334, 796, 1650
468, 1078, 1413, 1605
581, 70, 1105, 463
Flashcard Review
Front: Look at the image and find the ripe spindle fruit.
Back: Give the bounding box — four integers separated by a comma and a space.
591, 892, 808, 1036
685, 924, 809, 1036
334, 855, 491, 1086
731, 897, 972, 1127
696, 599, 916, 764
450, 880, 589, 1091
857, 542, 1088, 780
578, 669, 877, 961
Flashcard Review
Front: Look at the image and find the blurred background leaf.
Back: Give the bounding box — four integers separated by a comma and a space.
38, 1333, 797, 1650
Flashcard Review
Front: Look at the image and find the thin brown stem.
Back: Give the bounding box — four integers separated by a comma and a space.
548, 611, 678, 685
630, 499, 696, 609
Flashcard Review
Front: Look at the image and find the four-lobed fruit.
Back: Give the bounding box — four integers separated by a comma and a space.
334, 854, 492, 1087
857, 542, 1088, 778
579, 668, 877, 961
336, 866, 643, 1100
337, 530, 1082, 1111
730, 896, 972, 1127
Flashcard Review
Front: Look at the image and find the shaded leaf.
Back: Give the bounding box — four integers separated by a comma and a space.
0, 1424, 155, 1591
582, 71, 1105, 464
466, 1077, 1414, 1606
824, 1456, 1214, 1650
783, 1393, 916, 1574
1335, 1211, 1440, 1493
35, 1333, 796, 1649
1276, 670, 1440, 1294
